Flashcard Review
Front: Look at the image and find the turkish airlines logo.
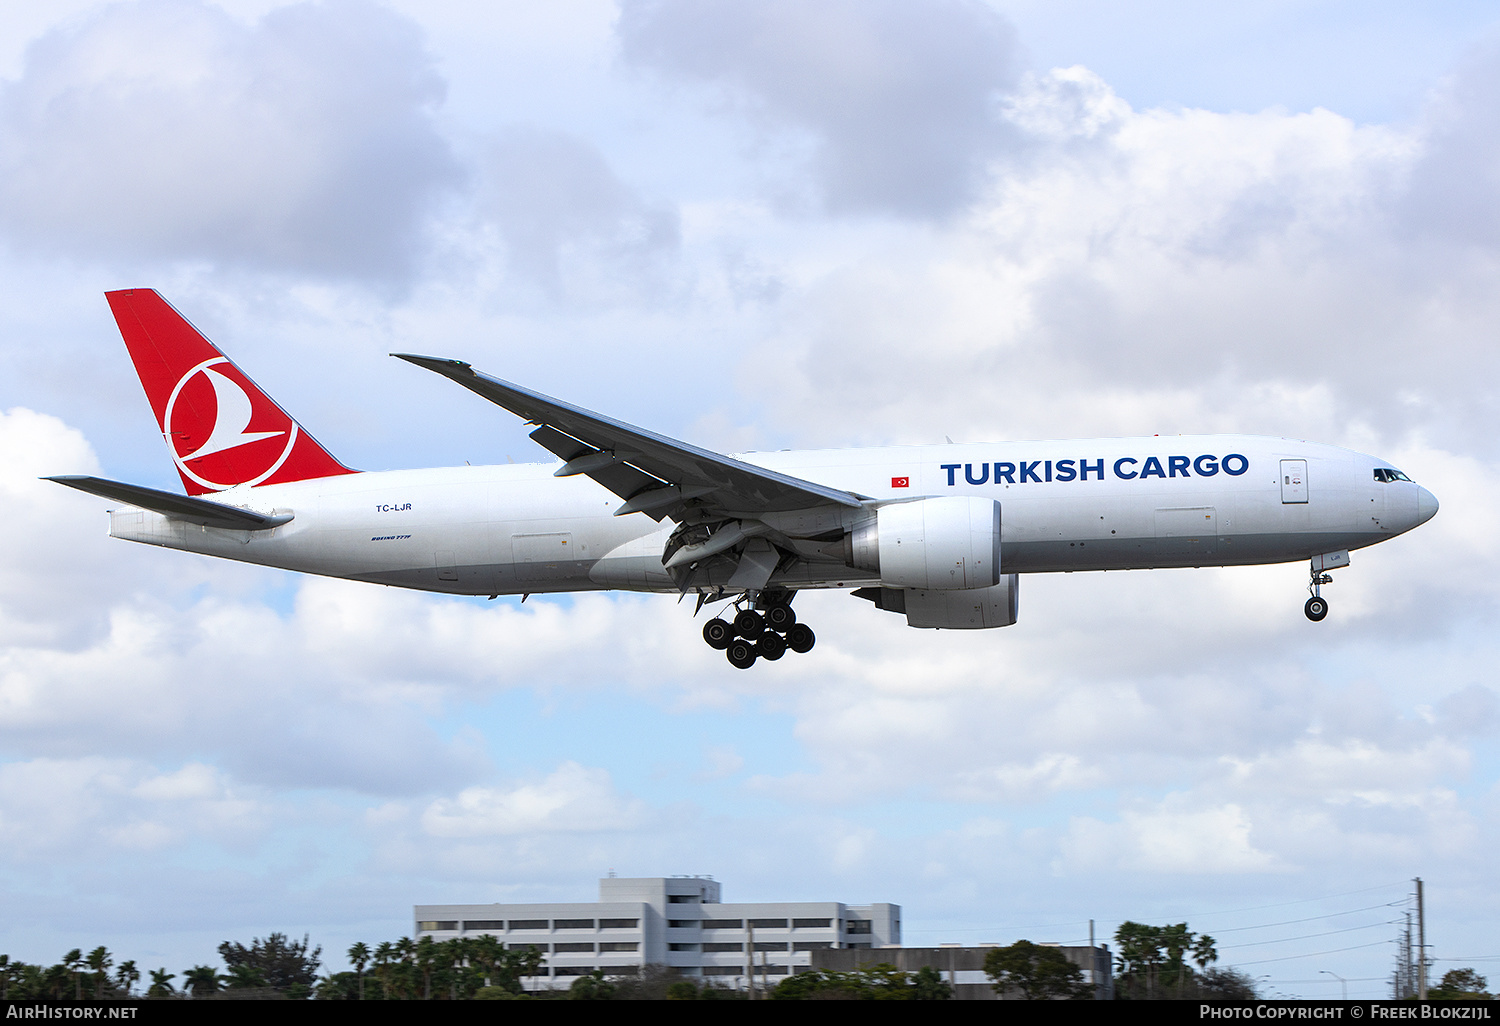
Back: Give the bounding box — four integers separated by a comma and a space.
163, 358, 298, 490
891, 476, 910, 488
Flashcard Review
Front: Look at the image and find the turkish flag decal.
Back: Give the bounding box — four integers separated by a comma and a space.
891, 476, 910, 488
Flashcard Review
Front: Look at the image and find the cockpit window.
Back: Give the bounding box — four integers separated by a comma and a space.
1374, 468, 1413, 483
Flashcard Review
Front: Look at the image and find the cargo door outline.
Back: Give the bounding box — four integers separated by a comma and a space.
513, 532, 575, 581
1154, 507, 1218, 556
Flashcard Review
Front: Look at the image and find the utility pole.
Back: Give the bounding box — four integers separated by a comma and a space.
746, 921, 756, 1000
1089, 920, 1099, 1000
1416, 878, 1426, 1000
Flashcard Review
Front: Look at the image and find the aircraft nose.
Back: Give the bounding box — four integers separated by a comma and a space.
1418, 486, 1439, 525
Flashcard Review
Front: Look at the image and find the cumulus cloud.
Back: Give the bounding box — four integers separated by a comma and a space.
0, 0, 458, 281
1400, 37, 1500, 252
618, 0, 1022, 217
420, 762, 649, 837
479, 127, 679, 297
0, 756, 266, 861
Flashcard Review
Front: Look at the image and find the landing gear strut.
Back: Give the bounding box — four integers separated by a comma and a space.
1305, 566, 1332, 622
701, 591, 816, 668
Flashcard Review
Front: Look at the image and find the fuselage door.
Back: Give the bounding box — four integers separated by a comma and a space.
1280, 459, 1308, 504
513, 532, 574, 581
1155, 507, 1218, 557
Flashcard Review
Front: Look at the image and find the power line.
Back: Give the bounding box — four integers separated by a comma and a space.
1220, 920, 1400, 951
1231, 939, 1394, 967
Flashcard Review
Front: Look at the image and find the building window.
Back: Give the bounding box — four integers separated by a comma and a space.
554, 919, 595, 930
668, 895, 701, 903
599, 943, 638, 953
553, 967, 595, 977
751, 942, 787, 952
846, 920, 872, 935
599, 919, 639, 929
793, 942, 832, 951
506, 943, 545, 952
508, 920, 547, 931
792, 919, 832, 928
748, 918, 787, 929
700, 919, 742, 929
702, 967, 741, 977
702, 943, 742, 953
463, 920, 504, 931
553, 943, 594, 953
668, 920, 699, 929
415, 921, 457, 931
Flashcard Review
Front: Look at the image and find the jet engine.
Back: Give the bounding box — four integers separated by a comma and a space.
853, 575, 1020, 629
847, 496, 1001, 590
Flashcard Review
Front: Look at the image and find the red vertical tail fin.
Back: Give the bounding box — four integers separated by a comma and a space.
106, 289, 357, 495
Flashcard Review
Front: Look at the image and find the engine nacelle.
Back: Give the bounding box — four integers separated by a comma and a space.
848, 496, 1001, 590
853, 575, 1020, 629
905, 575, 1019, 629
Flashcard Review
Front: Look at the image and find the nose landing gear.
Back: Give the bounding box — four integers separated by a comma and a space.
1305, 566, 1333, 622
701, 590, 816, 668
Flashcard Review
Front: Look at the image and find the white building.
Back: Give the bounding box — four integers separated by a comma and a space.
415, 876, 900, 987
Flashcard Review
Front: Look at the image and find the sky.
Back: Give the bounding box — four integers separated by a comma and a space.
0, 0, 1498, 999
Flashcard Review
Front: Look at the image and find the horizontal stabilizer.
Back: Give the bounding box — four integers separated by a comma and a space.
46, 476, 292, 530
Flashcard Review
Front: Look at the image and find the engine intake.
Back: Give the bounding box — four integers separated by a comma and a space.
848, 496, 1001, 590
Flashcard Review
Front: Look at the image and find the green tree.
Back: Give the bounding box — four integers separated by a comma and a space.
225, 963, 269, 989
568, 969, 616, 1000
115, 960, 140, 999
218, 933, 321, 995
1431, 969, 1492, 1000
146, 968, 176, 998
771, 963, 944, 1001
314, 971, 361, 1000
911, 965, 954, 1000
62, 949, 84, 1000
85, 947, 113, 999
183, 965, 225, 997
984, 940, 1092, 999
347, 942, 370, 1000
665, 980, 700, 1000
1114, 922, 1227, 999
414, 935, 437, 1000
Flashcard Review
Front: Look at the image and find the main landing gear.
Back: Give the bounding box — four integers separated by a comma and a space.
1305, 566, 1333, 622
701, 593, 815, 669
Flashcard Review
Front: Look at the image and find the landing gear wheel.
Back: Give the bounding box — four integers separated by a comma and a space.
758, 632, 787, 661
786, 623, 816, 654
703, 618, 733, 650
734, 609, 766, 638
1304, 596, 1328, 622
764, 604, 796, 633
726, 639, 758, 669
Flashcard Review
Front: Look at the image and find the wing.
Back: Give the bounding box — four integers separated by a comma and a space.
393, 354, 866, 521
47, 475, 293, 530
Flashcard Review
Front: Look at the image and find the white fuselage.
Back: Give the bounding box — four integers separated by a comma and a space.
105, 435, 1436, 596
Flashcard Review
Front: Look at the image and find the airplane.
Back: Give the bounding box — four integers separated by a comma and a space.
49, 289, 1440, 669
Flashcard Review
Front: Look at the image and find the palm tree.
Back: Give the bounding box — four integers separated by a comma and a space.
85, 947, 113, 999
225, 964, 267, 989
114, 960, 139, 999
372, 941, 394, 1000
62, 949, 84, 1001
415, 935, 437, 1001
182, 965, 224, 998
146, 968, 176, 998
347, 942, 370, 1000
